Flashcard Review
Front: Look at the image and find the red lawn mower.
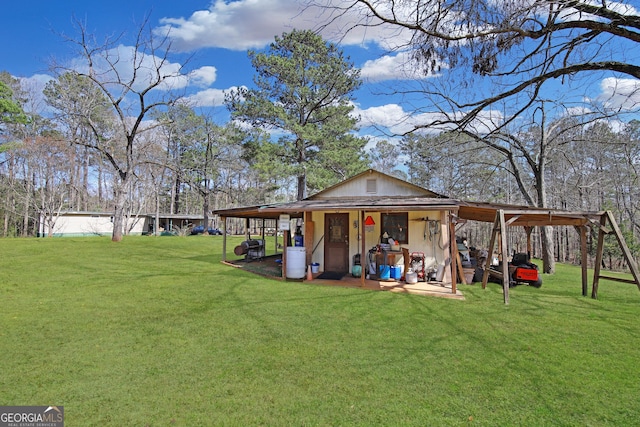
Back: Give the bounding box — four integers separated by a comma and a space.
490, 252, 542, 288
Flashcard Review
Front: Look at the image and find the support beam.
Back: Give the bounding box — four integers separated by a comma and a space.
505, 215, 521, 226
592, 213, 607, 299
498, 210, 510, 305
603, 211, 640, 292
482, 214, 500, 290
282, 230, 289, 279
578, 225, 588, 297
481, 210, 510, 304
304, 212, 314, 267
450, 219, 458, 294
361, 210, 366, 288
221, 216, 227, 262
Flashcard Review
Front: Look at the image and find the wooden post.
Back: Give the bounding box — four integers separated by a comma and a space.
481, 211, 509, 304
591, 214, 607, 299
282, 229, 289, 279
592, 213, 607, 299
482, 215, 500, 290
498, 210, 510, 305
450, 218, 457, 294
577, 225, 588, 297
304, 212, 314, 267
604, 211, 640, 292
361, 210, 366, 287
221, 216, 227, 262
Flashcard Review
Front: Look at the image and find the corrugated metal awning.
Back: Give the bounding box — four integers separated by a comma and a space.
214, 196, 459, 219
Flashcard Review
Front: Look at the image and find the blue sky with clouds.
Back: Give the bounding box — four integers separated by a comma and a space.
2, 0, 639, 141
0, 0, 464, 141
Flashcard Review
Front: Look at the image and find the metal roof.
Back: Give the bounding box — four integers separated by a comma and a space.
456, 200, 603, 227
213, 196, 459, 219
214, 198, 604, 227
213, 169, 602, 227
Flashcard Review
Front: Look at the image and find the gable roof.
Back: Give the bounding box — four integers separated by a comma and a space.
308, 169, 447, 199
213, 169, 602, 227
213, 169, 454, 219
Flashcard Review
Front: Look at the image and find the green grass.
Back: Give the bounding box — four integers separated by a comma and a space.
2, 236, 640, 426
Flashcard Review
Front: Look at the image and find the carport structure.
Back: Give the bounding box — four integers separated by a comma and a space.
214, 170, 640, 304
456, 201, 640, 304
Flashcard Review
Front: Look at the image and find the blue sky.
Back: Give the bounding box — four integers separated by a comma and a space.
2, 0, 639, 141
1, 1, 406, 131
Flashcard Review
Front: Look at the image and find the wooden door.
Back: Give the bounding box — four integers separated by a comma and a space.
324, 213, 349, 273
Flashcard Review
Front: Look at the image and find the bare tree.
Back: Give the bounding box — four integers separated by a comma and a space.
313, 0, 640, 271
314, 0, 640, 130
51, 16, 187, 241
25, 136, 74, 237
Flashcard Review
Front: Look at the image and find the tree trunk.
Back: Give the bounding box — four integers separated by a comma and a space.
173, 177, 181, 214
22, 170, 32, 237
203, 194, 210, 234
297, 174, 306, 201
540, 225, 556, 274
111, 182, 127, 242
82, 146, 89, 211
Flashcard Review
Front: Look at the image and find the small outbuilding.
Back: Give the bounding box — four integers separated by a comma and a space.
38, 212, 212, 237
214, 169, 640, 303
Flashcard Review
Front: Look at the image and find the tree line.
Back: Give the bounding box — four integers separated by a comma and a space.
1, 16, 639, 271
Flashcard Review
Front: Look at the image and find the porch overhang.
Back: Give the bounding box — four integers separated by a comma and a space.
214, 196, 459, 219
456, 201, 601, 227
214, 198, 640, 304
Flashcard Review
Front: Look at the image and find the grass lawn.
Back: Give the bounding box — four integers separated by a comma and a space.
2, 236, 640, 426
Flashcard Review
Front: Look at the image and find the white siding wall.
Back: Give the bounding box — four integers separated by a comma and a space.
308, 209, 451, 281
316, 171, 431, 198
42, 214, 147, 237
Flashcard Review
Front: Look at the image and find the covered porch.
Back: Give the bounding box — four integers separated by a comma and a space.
215, 196, 467, 297
223, 253, 465, 300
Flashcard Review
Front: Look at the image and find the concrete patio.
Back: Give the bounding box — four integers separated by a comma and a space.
224, 255, 465, 300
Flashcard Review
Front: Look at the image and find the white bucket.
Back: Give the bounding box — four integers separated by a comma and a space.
286, 247, 306, 279
311, 262, 319, 273
405, 271, 418, 284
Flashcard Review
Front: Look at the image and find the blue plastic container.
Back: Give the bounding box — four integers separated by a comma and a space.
378, 265, 390, 280
390, 265, 401, 280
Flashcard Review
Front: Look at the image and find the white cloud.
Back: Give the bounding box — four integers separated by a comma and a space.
361, 55, 406, 82
155, 0, 413, 52
18, 74, 54, 114
355, 103, 504, 135
598, 77, 640, 112
556, 0, 639, 22
68, 44, 183, 91
188, 66, 218, 87
360, 52, 439, 82
180, 87, 229, 108
68, 44, 218, 92
357, 104, 408, 129
20, 73, 53, 88
156, 0, 307, 51
356, 103, 451, 135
